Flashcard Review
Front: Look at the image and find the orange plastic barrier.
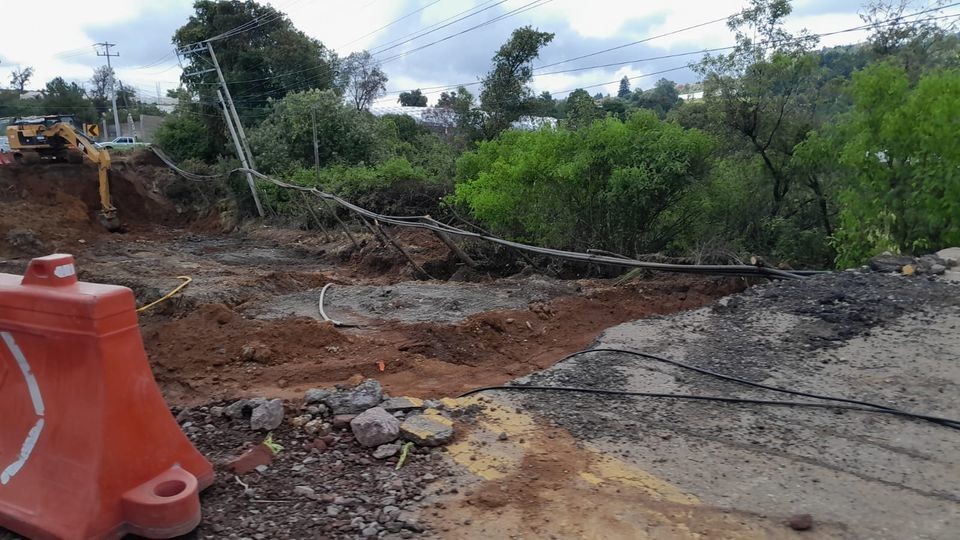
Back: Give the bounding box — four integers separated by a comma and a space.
0, 254, 214, 539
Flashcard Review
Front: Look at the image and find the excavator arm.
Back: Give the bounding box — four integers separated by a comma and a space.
45, 123, 120, 231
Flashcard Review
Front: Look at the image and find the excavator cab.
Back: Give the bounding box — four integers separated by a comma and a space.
6, 116, 120, 231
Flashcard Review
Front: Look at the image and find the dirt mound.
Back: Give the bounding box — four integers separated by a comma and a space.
142, 276, 743, 406
350, 228, 457, 280
0, 162, 207, 257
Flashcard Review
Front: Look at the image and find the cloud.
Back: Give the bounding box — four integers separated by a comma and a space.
0, 0, 888, 105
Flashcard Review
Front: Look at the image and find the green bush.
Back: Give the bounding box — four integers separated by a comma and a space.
453, 111, 713, 255
154, 114, 220, 162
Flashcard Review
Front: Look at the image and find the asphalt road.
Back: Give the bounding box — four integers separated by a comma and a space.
511, 271, 960, 539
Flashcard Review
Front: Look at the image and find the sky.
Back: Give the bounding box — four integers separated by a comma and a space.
0, 0, 940, 106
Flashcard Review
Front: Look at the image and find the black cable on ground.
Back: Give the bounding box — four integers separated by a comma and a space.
458, 348, 960, 431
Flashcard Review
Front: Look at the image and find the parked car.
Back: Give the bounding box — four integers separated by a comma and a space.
97, 137, 149, 150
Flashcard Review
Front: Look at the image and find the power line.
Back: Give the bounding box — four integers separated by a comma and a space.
339, 0, 443, 49
533, 13, 736, 70
367, 0, 500, 54
372, 8, 960, 102
371, 0, 512, 56
379, 0, 555, 64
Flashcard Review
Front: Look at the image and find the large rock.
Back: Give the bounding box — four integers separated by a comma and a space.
324, 379, 384, 414
868, 253, 916, 273
350, 407, 400, 448
250, 398, 284, 431
936, 247, 960, 267
400, 410, 454, 446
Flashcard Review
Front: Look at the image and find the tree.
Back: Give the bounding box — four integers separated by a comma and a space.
528, 90, 558, 117
89, 65, 114, 102
10, 67, 33, 94
42, 77, 96, 122
398, 88, 427, 107
479, 26, 554, 137
433, 85, 483, 145
860, 0, 960, 78
564, 89, 601, 130
806, 63, 960, 266
634, 78, 680, 118
617, 76, 631, 98
173, 0, 339, 158
695, 0, 820, 217
248, 89, 386, 173
340, 51, 388, 111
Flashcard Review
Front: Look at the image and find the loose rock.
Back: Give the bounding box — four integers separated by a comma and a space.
241, 341, 273, 363
787, 513, 814, 531
326, 379, 384, 414
293, 486, 316, 499
350, 407, 400, 448
373, 442, 401, 459
332, 414, 359, 429
304, 388, 333, 404
250, 399, 284, 431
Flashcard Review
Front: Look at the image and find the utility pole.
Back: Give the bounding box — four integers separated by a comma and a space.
207, 42, 255, 168
96, 42, 121, 138
217, 88, 264, 217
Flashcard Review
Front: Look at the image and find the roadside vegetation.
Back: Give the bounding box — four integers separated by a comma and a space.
2, 0, 957, 269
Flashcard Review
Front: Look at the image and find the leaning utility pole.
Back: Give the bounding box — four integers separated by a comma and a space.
217, 89, 265, 217
95, 42, 121, 138
178, 41, 264, 216
207, 42, 255, 169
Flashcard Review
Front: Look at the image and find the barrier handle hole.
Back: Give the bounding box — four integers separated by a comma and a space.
153, 479, 188, 498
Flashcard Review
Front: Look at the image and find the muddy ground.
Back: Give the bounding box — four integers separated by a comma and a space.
2, 163, 958, 539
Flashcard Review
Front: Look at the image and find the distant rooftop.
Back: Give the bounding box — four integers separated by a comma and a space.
368, 105, 557, 131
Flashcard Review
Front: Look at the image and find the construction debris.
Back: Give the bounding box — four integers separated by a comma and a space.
400, 410, 455, 447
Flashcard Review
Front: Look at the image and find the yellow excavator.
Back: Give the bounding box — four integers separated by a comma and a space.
6, 115, 119, 231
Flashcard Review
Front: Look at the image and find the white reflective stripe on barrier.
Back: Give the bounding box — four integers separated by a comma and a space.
0, 332, 45, 485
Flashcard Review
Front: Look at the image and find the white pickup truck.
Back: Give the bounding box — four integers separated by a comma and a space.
97, 137, 149, 150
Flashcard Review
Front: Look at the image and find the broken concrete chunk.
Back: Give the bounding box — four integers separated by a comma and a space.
372, 442, 402, 459
380, 396, 425, 412
325, 379, 384, 414
400, 411, 454, 446
350, 407, 400, 448
250, 398, 284, 431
